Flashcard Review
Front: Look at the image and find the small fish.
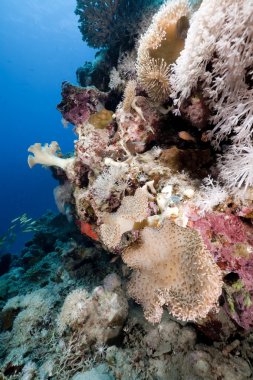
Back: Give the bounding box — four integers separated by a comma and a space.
11, 217, 20, 223
178, 131, 196, 142
20, 217, 30, 224
80, 222, 99, 241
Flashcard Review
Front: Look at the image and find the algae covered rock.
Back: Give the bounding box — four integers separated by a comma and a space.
72, 364, 114, 380
57, 285, 128, 346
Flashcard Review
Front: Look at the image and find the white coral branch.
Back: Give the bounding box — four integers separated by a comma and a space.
218, 144, 253, 193
171, 0, 253, 147
196, 176, 228, 215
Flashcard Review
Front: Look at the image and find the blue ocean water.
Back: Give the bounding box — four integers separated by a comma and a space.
0, 0, 95, 254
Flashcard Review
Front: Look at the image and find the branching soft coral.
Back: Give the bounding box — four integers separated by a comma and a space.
75, 0, 164, 49
109, 50, 137, 90
91, 164, 128, 207
170, 0, 253, 147
196, 176, 228, 215
218, 145, 253, 194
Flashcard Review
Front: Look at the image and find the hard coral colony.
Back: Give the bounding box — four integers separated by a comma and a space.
27, 0, 253, 355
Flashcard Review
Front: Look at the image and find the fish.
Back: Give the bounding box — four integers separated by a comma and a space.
11, 217, 20, 223
178, 131, 196, 142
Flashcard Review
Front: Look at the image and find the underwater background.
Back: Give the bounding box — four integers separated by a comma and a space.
0, 0, 95, 254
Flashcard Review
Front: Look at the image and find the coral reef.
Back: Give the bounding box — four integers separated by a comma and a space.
27, 0, 253, 334
75, 0, 164, 92
0, 215, 253, 380
0, 214, 252, 379
170, 0, 253, 194
7, 0, 253, 377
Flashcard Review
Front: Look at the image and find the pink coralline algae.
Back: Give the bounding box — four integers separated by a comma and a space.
116, 97, 160, 154
57, 82, 108, 126
190, 211, 253, 330
223, 283, 253, 331
191, 212, 253, 273
179, 94, 209, 130
75, 126, 109, 168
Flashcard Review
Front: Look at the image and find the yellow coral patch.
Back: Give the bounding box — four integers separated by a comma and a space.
88, 108, 113, 129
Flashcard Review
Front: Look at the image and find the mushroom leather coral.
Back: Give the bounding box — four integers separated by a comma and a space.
122, 219, 222, 323
137, 0, 190, 102
27, 142, 74, 172
99, 187, 150, 250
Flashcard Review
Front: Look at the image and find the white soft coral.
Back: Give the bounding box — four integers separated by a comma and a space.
196, 176, 228, 215
28, 141, 74, 171
170, 0, 253, 147
218, 144, 253, 194
91, 164, 128, 204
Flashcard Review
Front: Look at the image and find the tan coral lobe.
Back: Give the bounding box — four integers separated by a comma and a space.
123, 219, 222, 323
100, 187, 150, 250
136, 0, 191, 102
